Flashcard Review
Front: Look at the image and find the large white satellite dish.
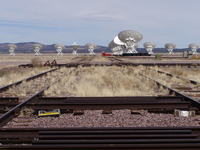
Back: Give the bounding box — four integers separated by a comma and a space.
114, 36, 125, 45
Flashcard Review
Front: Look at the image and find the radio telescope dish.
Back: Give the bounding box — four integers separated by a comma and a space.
188, 43, 199, 55
8, 44, 17, 56
54, 44, 65, 56
85, 43, 96, 55
113, 36, 125, 45
118, 30, 143, 53
108, 40, 124, 55
33, 44, 42, 56
165, 43, 176, 55
118, 30, 143, 43
72, 42, 79, 55
144, 42, 156, 54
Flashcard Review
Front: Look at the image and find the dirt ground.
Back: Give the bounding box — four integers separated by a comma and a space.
0, 53, 200, 69
0, 54, 74, 68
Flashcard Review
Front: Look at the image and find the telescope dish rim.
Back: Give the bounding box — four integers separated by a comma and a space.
114, 36, 125, 45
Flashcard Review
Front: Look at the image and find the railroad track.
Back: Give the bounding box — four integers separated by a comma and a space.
2, 94, 200, 128
147, 68, 200, 101
123, 55, 187, 60
0, 67, 73, 120
1, 127, 200, 149
0, 67, 77, 125
25, 96, 199, 113
138, 71, 200, 110
153, 68, 199, 85
0, 88, 47, 126
0, 68, 59, 116
1, 95, 198, 120
1, 64, 200, 149
106, 56, 124, 63
19, 56, 200, 67
0, 68, 65, 98
0, 68, 57, 92
65, 56, 95, 66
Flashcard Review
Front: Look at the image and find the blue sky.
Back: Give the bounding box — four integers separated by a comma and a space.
0, 0, 199, 47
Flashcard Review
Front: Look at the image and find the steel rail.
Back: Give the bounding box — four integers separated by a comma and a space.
0, 128, 200, 149
149, 68, 200, 85
0, 96, 196, 113
0, 88, 46, 127
1, 143, 200, 149
0, 68, 58, 92
32, 96, 186, 104
147, 68, 200, 101
139, 73, 200, 109
24, 96, 195, 112
0, 67, 75, 127
18, 61, 200, 68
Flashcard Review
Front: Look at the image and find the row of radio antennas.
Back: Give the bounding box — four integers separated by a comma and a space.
7, 42, 97, 56
7, 42, 199, 56
8, 43, 43, 56
144, 43, 199, 55
109, 30, 199, 55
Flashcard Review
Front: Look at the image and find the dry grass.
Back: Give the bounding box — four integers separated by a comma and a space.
3, 68, 67, 98
31, 57, 42, 67
158, 66, 200, 82
0, 67, 50, 87
145, 66, 189, 86
18, 108, 34, 117
189, 55, 200, 60
0, 53, 198, 67
0, 54, 75, 67
45, 66, 169, 97
141, 66, 200, 93
91, 56, 109, 63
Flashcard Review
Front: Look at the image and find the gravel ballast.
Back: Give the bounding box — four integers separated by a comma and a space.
4, 109, 200, 128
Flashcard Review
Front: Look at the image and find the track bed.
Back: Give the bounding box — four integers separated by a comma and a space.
1, 60, 200, 149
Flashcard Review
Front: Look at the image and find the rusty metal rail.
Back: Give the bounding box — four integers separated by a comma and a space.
0, 68, 57, 92
1, 61, 200, 149
150, 68, 199, 85
0, 96, 199, 116
19, 61, 200, 68
0, 88, 47, 127
106, 56, 124, 62
0, 66, 77, 127
147, 68, 200, 102
0, 127, 200, 149
25, 96, 198, 113
0, 67, 61, 126
139, 72, 200, 110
